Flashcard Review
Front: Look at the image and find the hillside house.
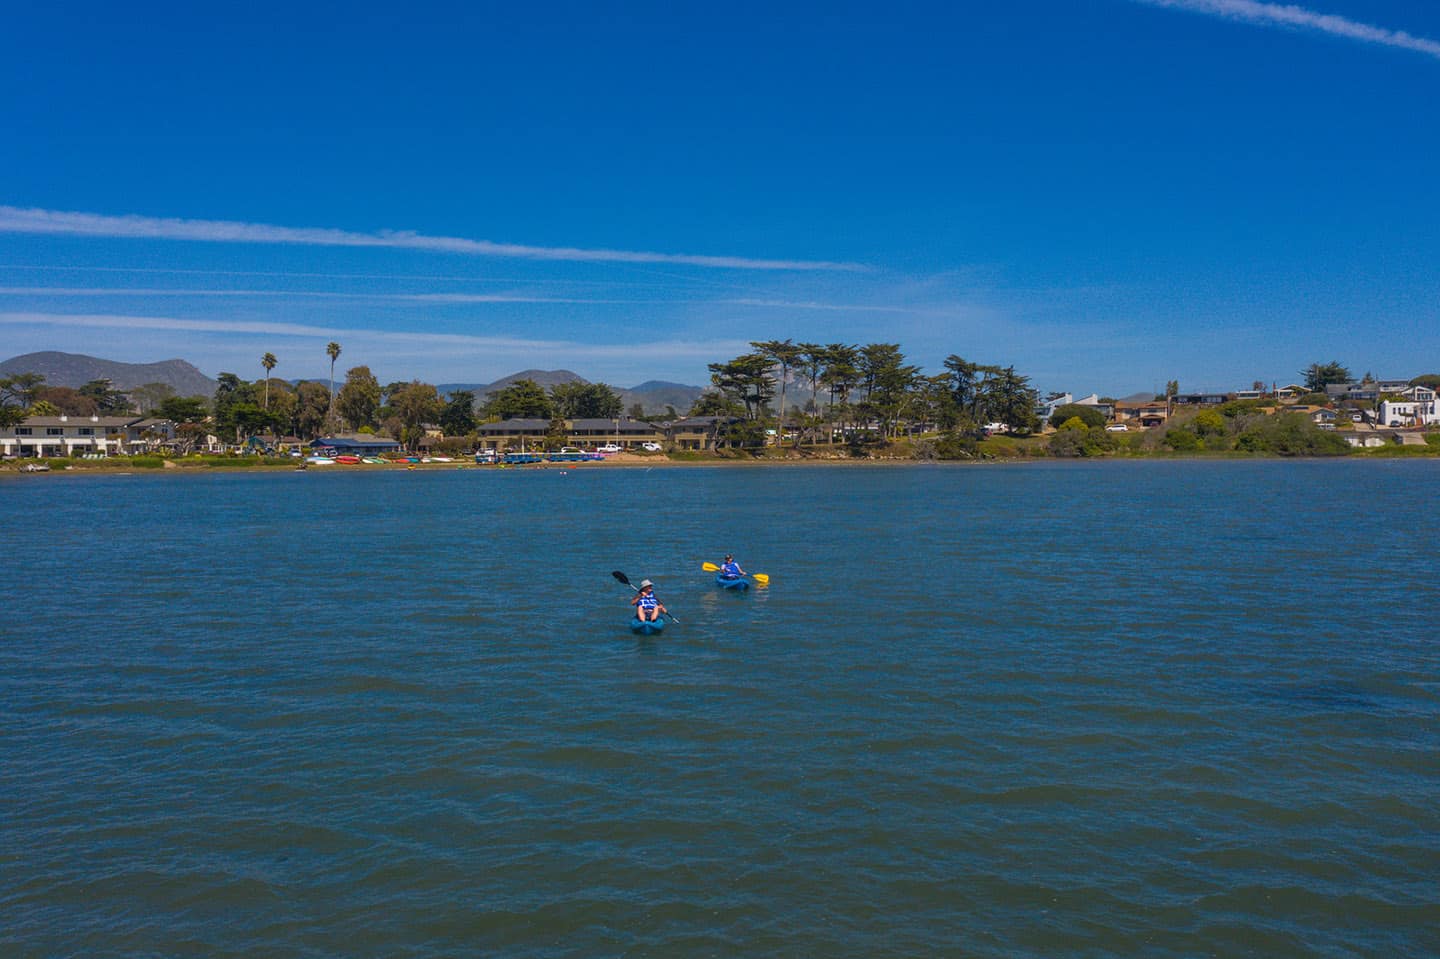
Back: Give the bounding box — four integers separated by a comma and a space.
1377, 386, 1439, 427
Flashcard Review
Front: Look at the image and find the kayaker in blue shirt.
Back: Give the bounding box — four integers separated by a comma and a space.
718, 554, 746, 581
632, 579, 668, 622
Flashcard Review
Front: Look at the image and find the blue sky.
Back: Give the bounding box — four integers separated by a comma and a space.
2, 0, 1438, 394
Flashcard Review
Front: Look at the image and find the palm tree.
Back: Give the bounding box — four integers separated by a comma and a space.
261, 352, 277, 409
326, 341, 342, 430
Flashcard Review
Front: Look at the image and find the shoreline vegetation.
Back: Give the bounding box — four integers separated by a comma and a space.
6, 431, 1439, 477
4, 349, 1439, 470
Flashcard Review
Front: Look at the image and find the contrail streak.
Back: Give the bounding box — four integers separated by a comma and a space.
0, 206, 865, 272
1135, 0, 1440, 60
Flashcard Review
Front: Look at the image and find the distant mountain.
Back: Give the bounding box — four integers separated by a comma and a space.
0, 351, 217, 397
620, 380, 707, 415
438, 370, 706, 416
436, 369, 587, 397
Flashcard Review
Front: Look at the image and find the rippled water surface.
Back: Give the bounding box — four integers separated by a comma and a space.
3, 461, 1438, 957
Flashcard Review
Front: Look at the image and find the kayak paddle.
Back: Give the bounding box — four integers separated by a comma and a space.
611, 570, 680, 624
701, 561, 769, 586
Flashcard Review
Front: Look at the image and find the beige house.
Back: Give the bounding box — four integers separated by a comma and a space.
1112, 400, 1168, 428
666, 416, 741, 450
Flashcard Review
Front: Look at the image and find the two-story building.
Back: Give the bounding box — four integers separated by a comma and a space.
474, 417, 556, 452
1112, 400, 1169, 428
0, 414, 152, 457
567, 417, 665, 449
1325, 379, 1412, 403
1377, 386, 1439, 428
666, 415, 743, 450
473, 417, 666, 452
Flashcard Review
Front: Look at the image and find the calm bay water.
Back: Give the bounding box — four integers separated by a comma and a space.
2, 461, 1437, 957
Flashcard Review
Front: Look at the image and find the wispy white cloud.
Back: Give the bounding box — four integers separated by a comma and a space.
0, 286, 636, 305
1134, 0, 1440, 60
0, 206, 864, 272
0, 310, 748, 362
0, 286, 925, 314
719, 298, 916, 314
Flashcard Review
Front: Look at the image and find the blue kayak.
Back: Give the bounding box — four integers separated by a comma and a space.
715, 573, 750, 591
630, 617, 665, 635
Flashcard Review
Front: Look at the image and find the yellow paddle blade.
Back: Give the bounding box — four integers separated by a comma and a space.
752, 573, 770, 586
701, 562, 720, 572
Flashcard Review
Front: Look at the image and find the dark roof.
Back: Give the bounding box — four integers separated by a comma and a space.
476, 418, 551, 432
18, 415, 141, 428
669, 415, 740, 428
569, 417, 661, 432
312, 435, 401, 449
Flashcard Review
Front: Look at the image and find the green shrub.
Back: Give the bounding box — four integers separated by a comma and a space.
933, 432, 979, 459
1163, 428, 1201, 451
1236, 414, 1349, 455
1194, 410, 1227, 436
1216, 399, 1270, 418
1049, 404, 1106, 429
1048, 426, 1119, 457
1048, 429, 1086, 457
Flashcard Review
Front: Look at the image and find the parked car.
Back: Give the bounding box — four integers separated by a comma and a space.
559, 447, 584, 454
596, 443, 622, 454
641, 442, 663, 452
1104, 424, 1129, 432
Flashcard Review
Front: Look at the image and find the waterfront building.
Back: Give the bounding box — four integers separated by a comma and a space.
0, 414, 164, 457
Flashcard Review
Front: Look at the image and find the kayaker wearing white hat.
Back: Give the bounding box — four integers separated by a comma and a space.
631, 579, 668, 623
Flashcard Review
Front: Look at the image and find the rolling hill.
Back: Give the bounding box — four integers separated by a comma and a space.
0, 351, 217, 396
0, 353, 708, 415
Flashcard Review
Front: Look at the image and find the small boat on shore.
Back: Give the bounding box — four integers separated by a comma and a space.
334, 455, 361, 465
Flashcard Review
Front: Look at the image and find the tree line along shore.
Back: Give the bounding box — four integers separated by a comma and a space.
2, 343, 1438, 467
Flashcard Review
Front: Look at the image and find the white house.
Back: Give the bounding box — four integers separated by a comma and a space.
1037, 392, 1073, 421
0, 414, 178, 457
1377, 386, 1439, 428
0, 415, 139, 457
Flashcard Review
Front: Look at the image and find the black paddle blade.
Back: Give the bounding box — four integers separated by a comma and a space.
611, 570, 631, 585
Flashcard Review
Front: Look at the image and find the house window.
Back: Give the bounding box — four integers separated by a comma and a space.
79, 428, 94, 436
15, 427, 31, 435
47, 427, 64, 436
